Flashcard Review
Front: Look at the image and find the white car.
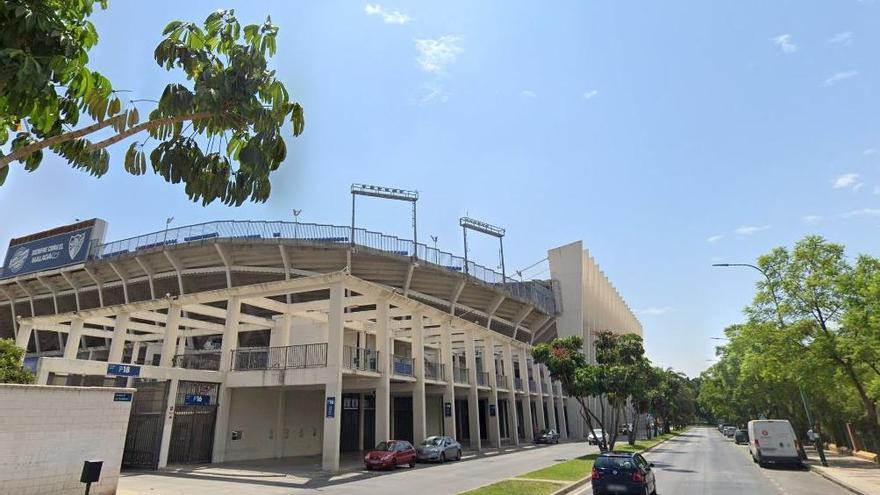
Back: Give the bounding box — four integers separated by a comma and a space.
587, 428, 608, 445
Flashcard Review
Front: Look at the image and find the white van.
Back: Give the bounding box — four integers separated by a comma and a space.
747, 419, 802, 467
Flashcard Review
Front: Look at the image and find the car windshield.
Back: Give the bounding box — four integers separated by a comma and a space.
596, 456, 636, 470
421, 437, 443, 447
373, 442, 395, 451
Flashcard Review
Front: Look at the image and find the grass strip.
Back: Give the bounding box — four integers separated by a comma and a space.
459, 479, 565, 495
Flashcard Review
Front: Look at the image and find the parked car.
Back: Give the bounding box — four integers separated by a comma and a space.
734, 429, 749, 445
591, 451, 657, 495
619, 423, 633, 435
416, 435, 462, 463
723, 426, 736, 438
535, 428, 560, 444
588, 428, 608, 445
748, 419, 803, 468
364, 440, 416, 470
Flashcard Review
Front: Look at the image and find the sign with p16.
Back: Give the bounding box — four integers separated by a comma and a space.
184, 394, 211, 405
107, 363, 140, 377
2, 227, 94, 279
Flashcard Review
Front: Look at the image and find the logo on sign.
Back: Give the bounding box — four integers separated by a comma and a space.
68, 232, 86, 259
9, 247, 29, 273
761, 430, 769, 436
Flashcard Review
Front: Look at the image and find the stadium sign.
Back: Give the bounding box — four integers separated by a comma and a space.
2, 219, 106, 279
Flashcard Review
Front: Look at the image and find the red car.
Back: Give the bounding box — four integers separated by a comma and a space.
364, 440, 417, 470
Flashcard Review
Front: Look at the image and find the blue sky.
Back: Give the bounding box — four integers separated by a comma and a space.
2, 1, 879, 376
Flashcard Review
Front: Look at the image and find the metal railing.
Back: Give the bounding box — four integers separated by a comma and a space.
496, 374, 509, 389
425, 360, 445, 381
343, 345, 379, 372
172, 351, 221, 371
393, 355, 414, 376
454, 366, 469, 384
477, 371, 489, 387
514, 377, 524, 391
529, 379, 537, 392
231, 343, 327, 371
75, 220, 557, 314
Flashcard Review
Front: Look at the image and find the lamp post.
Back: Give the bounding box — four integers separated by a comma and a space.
711, 262, 823, 465
162, 217, 174, 245
430, 235, 439, 264
292, 209, 302, 238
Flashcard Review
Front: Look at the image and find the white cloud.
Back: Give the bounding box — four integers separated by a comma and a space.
638, 307, 674, 316
583, 90, 599, 100
415, 36, 463, 74
802, 215, 823, 224
864, 148, 877, 156
874, 185, 880, 195
364, 4, 409, 24
854, 183, 865, 192
413, 82, 450, 105
773, 34, 798, 53
734, 225, 771, 236
832, 173, 859, 189
520, 90, 537, 98
829, 31, 854, 46
842, 208, 880, 218
823, 70, 859, 87
706, 234, 725, 243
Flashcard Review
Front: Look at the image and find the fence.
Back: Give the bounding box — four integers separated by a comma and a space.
393, 355, 414, 376
454, 366, 469, 384
477, 371, 489, 387
425, 360, 445, 381
172, 352, 221, 371
496, 374, 508, 389
80, 220, 556, 314
343, 346, 379, 372
231, 343, 327, 371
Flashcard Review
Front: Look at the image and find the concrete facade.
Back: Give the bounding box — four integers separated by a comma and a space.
0, 384, 133, 495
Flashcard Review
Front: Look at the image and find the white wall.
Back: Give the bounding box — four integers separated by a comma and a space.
281, 390, 324, 456
0, 384, 133, 495
289, 318, 327, 346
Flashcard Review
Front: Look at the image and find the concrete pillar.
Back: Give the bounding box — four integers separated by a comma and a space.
212, 298, 241, 463
62, 318, 84, 360
107, 312, 130, 364
322, 282, 345, 471
440, 321, 456, 437
130, 341, 141, 364
270, 314, 291, 348
177, 334, 186, 356
545, 367, 558, 431
158, 378, 180, 468
504, 342, 519, 445
412, 312, 426, 444
465, 328, 481, 450
531, 359, 546, 429
274, 388, 286, 458
517, 346, 534, 442
14, 322, 33, 359
159, 305, 182, 368
375, 299, 391, 443
485, 335, 501, 448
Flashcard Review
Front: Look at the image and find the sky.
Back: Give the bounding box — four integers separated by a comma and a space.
2, 1, 879, 377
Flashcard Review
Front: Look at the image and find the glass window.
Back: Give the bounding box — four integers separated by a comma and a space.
595, 456, 636, 470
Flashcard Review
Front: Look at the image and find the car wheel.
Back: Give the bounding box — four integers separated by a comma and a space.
409, 460, 416, 468
456, 449, 462, 461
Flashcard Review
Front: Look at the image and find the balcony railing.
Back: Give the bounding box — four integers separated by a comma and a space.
231, 343, 327, 371
62, 220, 556, 314
173, 351, 222, 371
425, 360, 445, 381
454, 366, 469, 384
514, 377, 524, 392
476, 371, 489, 387
393, 355, 414, 376
496, 374, 509, 389
343, 345, 379, 372
529, 379, 537, 392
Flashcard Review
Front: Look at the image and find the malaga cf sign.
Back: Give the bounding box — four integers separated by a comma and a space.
2, 219, 107, 279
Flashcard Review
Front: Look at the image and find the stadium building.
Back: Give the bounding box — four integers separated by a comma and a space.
0, 208, 641, 471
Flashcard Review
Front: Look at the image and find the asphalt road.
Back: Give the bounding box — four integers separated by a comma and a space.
587, 427, 850, 495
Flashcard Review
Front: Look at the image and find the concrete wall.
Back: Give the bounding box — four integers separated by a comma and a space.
0, 384, 133, 495
426, 395, 443, 437
281, 390, 324, 456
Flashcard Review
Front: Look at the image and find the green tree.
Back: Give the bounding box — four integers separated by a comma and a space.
0, 339, 34, 384
0, 3, 304, 205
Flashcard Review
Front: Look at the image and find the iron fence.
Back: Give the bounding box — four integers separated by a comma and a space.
231, 343, 327, 371
393, 355, 414, 376
496, 374, 508, 389
425, 360, 445, 381
514, 377, 523, 391
454, 366, 469, 384
172, 352, 221, 371
477, 371, 489, 387
343, 345, 379, 372
529, 379, 537, 392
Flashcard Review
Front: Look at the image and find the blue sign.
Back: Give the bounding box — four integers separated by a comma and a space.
113, 392, 133, 402
184, 394, 211, 405
107, 363, 140, 377
489, 404, 497, 417
2, 227, 94, 278
326, 397, 336, 418
444, 402, 453, 417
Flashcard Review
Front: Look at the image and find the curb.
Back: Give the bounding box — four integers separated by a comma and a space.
549, 430, 687, 495
807, 464, 869, 495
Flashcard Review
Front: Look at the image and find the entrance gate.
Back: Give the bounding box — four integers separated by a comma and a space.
168, 381, 220, 464
123, 379, 169, 469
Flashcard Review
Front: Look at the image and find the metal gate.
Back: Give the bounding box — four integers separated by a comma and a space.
168, 381, 220, 465
123, 379, 169, 469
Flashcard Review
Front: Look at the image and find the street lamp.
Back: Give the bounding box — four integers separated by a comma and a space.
163, 217, 174, 245
459, 216, 506, 282
430, 235, 439, 264
292, 209, 302, 238
351, 183, 419, 255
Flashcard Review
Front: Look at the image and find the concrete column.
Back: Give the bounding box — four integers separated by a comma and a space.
130, 341, 141, 364
322, 282, 345, 471
158, 378, 180, 469
556, 393, 568, 439
440, 321, 456, 437
212, 297, 241, 463
375, 298, 391, 443
531, 359, 546, 430
504, 342, 519, 445
159, 305, 182, 368
62, 317, 84, 360
545, 367, 558, 431
274, 389, 286, 458
14, 322, 33, 359
177, 334, 186, 356
270, 314, 291, 347
412, 312, 426, 444
485, 335, 501, 448
465, 328, 481, 450
107, 312, 130, 364
517, 346, 534, 442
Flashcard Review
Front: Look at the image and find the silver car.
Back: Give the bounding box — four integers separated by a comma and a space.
415, 435, 462, 463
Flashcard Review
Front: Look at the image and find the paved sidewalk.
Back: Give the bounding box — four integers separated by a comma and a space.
806, 447, 880, 495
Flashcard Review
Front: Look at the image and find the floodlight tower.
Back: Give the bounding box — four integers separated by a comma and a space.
459, 216, 506, 283
351, 184, 419, 255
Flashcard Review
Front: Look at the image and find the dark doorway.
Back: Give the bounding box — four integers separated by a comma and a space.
498, 400, 509, 438
340, 394, 360, 451
516, 400, 525, 439
168, 381, 220, 464
123, 379, 169, 469
363, 394, 376, 448
393, 396, 413, 443
478, 399, 488, 440
455, 398, 470, 440
530, 401, 539, 431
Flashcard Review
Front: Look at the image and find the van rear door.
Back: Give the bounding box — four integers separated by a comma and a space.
754, 422, 797, 457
